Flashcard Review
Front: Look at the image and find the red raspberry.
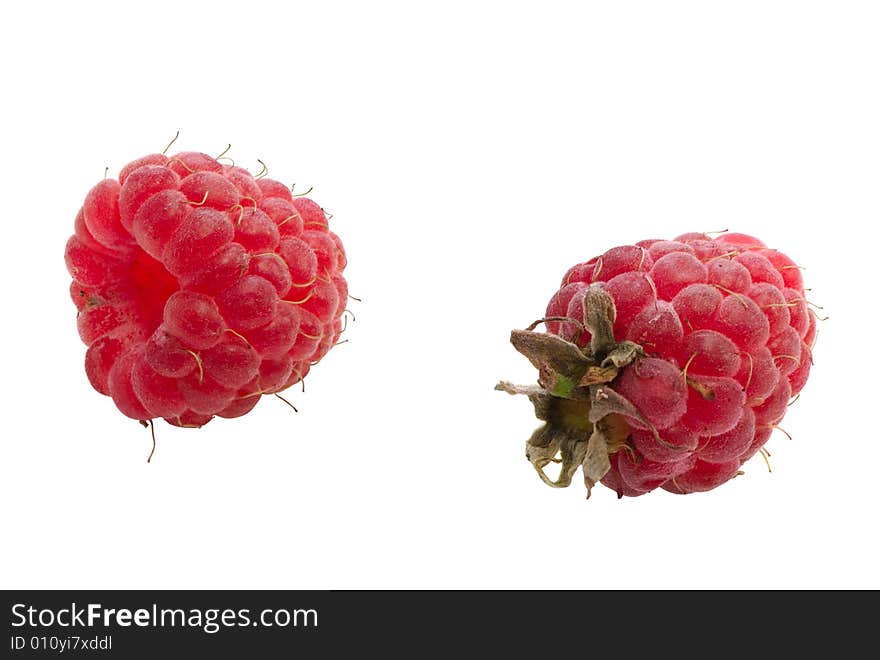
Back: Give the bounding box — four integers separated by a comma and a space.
66, 150, 348, 430
497, 231, 815, 498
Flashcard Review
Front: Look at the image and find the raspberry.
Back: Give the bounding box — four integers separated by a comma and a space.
497, 231, 815, 498
680, 330, 740, 377
66, 148, 348, 432
735, 346, 779, 403
679, 375, 745, 436
697, 407, 756, 464
603, 272, 656, 334
592, 245, 653, 282
617, 450, 696, 493
613, 358, 687, 431
647, 240, 695, 261
625, 301, 683, 358
650, 252, 708, 300
631, 426, 697, 463
707, 259, 752, 294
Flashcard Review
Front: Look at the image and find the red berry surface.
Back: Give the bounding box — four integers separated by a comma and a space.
66, 150, 348, 428
503, 231, 814, 498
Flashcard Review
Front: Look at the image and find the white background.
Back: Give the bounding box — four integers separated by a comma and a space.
1, 0, 877, 589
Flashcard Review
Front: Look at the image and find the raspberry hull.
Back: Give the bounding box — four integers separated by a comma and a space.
498, 232, 815, 497
66, 151, 348, 427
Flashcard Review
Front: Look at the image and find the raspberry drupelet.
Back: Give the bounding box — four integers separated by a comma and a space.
66, 150, 348, 428
497, 232, 815, 497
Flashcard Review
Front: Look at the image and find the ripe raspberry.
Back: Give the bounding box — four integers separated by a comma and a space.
66, 149, 348, 430
497, 232, 815, 498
